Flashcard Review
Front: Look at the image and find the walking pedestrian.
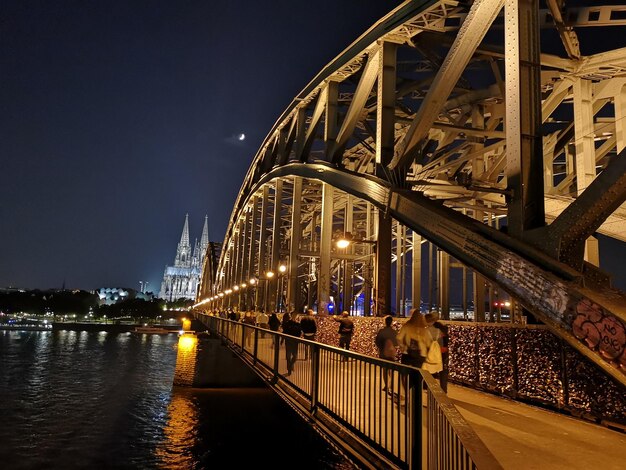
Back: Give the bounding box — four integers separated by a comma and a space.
282, 312, 302, 376
396, 308, 434, 400
334, 311, 354, 361
268, 312, 280, 332
425, 311, 448, 392
375, 315, 398, 393
242, 311, 256, 348
257, 309, 269, 338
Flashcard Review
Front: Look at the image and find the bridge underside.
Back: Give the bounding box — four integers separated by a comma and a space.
198, 0, 626, 388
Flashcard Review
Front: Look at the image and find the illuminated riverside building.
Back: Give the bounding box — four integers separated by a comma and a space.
159, 215, 209, 301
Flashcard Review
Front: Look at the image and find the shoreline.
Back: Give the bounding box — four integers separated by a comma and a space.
1, 323, 182, 333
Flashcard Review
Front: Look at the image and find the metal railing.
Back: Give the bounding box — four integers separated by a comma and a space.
195, 313, 502, 470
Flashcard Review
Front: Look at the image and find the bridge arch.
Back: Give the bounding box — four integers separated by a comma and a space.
198, 0, 626, 387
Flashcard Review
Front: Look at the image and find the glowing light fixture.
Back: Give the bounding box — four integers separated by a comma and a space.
336, 232, 353, 249
266, 271, 275, 279
278, 264, 287, 273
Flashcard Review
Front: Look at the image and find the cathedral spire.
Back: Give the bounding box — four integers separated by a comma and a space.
180, 213, 190, 247
174, 214, 192, 267
200, 215, 209, 251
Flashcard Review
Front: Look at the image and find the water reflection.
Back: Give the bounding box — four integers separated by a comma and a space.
0, 330, 352, 469
155, 391, 198, 468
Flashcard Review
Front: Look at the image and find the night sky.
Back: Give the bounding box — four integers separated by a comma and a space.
1, 0, 392, 291
2, 1, 625, 293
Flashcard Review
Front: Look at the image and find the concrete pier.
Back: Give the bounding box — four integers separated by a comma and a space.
173, 332, 262, 387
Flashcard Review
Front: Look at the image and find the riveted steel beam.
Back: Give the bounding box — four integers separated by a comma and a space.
505, 0, 545, 238
530, 149, 626, 271
250, 163, 626, 387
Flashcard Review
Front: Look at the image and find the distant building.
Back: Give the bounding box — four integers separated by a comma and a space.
96, 287, 131, 305
95, 287, 154, 305
159, 214, 209, 301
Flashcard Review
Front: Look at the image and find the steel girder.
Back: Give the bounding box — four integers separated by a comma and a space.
204, 0, 626, 385
251, 163, 626, 387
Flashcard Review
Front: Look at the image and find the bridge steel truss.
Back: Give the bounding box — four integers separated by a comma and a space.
198, 0, 626, 388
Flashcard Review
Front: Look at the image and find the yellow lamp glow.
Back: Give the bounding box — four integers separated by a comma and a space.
178, 334, 197, 351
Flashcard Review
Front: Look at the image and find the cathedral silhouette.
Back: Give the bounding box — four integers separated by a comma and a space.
159, 214, 209, 301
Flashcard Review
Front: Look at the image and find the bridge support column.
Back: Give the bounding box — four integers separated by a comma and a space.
471, 108, 487, 322
248, 196, 259, 308
258, 186, 270, 311
269, 180, 283, 313
344, 195, 354, 314
438, 250, 450, 320
375, 211, 392, 316
287, 176, 303, 312
318, 183, 333, 315
505, 0, 544, 238
395, 222, 405, 316
412, 232, 422, 314
241, 203, 251, 309
573, 77, 600, 267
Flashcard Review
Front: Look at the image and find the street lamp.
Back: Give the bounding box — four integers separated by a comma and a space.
249, 278, 258, 309
336, 233, 352, 249
277, 264, 287, 312
263, 271, 275, 312
233, 285, 243, 310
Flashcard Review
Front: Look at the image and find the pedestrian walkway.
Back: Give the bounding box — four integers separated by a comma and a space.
204, 316, 625, 469
449, 385, 626, 470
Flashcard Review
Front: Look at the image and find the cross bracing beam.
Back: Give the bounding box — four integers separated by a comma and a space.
528, 149, 626, 270
390, 0, 505, 171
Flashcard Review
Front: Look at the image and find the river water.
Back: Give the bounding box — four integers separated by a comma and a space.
0, 330, 353, 469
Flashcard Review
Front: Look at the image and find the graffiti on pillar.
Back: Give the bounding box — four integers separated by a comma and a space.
495, 252, 626, 373
496, 253, 569, 319
572, 298, 626, 369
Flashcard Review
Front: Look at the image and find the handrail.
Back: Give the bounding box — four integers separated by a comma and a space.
194, 313, 503, 469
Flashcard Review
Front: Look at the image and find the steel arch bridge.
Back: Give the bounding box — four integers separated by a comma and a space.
196, 1, 626, 388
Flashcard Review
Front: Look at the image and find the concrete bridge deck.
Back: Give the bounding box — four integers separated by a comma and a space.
449, 385, 626, 470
